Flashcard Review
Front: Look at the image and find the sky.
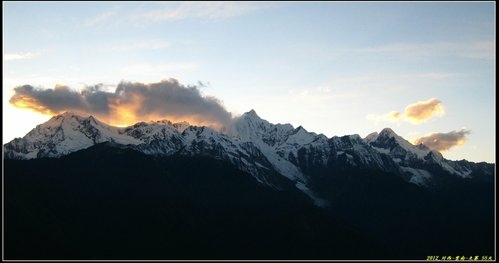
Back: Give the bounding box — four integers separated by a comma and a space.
2, 2, 496, 163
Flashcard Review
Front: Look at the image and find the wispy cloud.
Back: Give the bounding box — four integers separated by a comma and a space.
287, 85, 363, 104
411, 129, 471, 152
99, 40, 171, 52
355, 40, 495, 60
86, 2, 265, 27
85, 7, 120, 27
4, 52, 39, 61
367, 98, 445, 124
135, 2, 263, 22
121, 63, 198, 75
315, 72, 457, 96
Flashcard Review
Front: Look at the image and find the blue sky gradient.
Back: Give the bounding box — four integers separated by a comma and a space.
3, 2, 495, 162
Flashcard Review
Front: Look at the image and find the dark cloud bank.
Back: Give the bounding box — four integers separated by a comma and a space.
10, 79, 232, 128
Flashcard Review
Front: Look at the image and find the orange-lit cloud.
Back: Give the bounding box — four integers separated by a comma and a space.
367, 98, 445, 124
9, 79, 232, 129
411, 129, 470, 152
403, 98, 445, 123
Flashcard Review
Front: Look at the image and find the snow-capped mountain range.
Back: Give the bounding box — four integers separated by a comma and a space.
4, 110, 492, 205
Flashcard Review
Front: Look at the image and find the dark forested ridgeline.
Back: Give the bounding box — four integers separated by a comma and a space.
4, 143, 495, 260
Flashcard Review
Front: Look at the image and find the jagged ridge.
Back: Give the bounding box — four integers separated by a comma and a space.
3, 110, 492, 205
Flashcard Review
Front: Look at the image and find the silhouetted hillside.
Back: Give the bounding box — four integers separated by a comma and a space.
5, 143, 385, 260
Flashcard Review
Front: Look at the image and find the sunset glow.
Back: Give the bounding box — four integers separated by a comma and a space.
11, 94, 224, 130
3, 3, 495, 261
10, 96, 58, 116
3, 2, 495, 162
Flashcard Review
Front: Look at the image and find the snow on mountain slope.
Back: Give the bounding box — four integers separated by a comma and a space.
4, 110, 484, 194
121, 121, 185, 155
400, 167, 433, 187
4, 112, 141, 159
180, 126, 280, 185
229, 110, 306, 182
295, 181, 328, 207
228, 109, 295, 146
424, 150, 472, 178
3, 112, 285, 187
364, 128, 473, 178
276, 126, 321, 162
366, 128, 430, 160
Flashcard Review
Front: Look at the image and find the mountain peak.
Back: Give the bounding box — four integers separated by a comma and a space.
238, 109, 265, 125
4, 107, 490, 202
377, 128, 412, 147
366, 127, 433, 162
379, 127, 397, 137
364, 132, 379, 143
244, 109, 260, 118
295, 125, 306, 132
172, 121, 191, 132
52, 111, 92, 120
61, 111, 85, 117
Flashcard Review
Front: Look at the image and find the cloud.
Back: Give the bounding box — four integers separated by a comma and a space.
99, 40, 171, 52
136, 2, 262, 22
402, 98, 445, 123
85, 7, 120, 27
9, 79, 232, 129
121, 63, 197, 75
367, 98, 445, 124
412, 129, 471, 152
4, 52, 38, 61
355, 40, 495, 60
86, 3, 265, 27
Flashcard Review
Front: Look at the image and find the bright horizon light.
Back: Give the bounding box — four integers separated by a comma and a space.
3, 2, 495, 163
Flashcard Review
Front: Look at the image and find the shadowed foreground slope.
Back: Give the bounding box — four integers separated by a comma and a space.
5, 143, 385, 260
